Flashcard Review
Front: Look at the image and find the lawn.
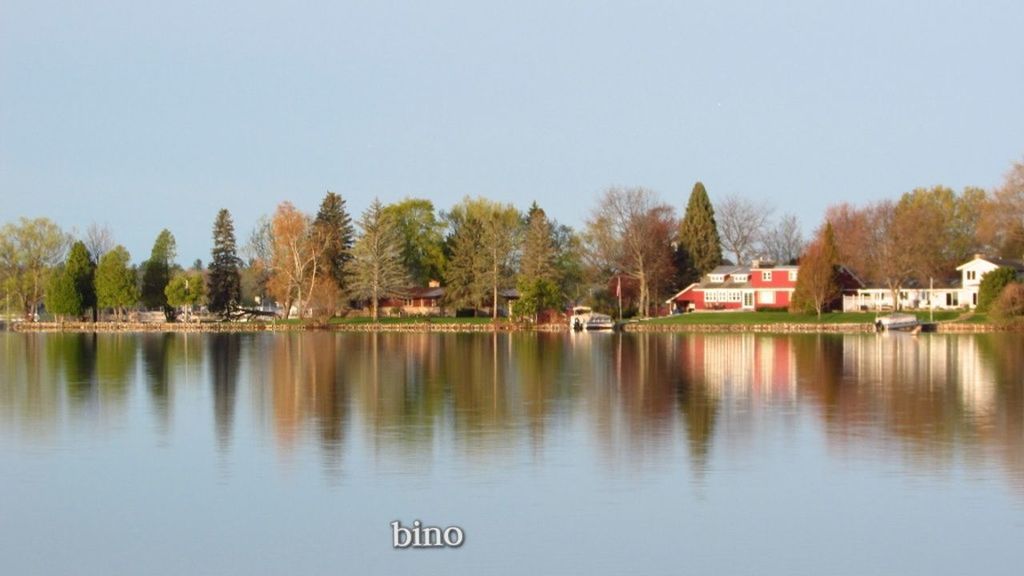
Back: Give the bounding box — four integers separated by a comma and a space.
640, 309, 962, 325
327, 316, 504, 325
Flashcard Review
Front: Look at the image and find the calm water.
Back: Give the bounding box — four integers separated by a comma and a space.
1, 331, 1022, 575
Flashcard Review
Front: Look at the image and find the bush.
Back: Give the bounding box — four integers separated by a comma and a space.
977, 267, 1018, 312
991, 282, 1024, 321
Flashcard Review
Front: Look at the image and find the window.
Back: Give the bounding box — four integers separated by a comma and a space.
763, 271, 773, 282
789, 270, 798, 282
759, 291, 775, 305
967, 270, 977, 281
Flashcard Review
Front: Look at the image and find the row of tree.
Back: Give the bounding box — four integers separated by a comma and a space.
4, 156, 1024, 321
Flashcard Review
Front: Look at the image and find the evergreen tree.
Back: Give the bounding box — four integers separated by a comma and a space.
678, 181, 723, 282
347, 198, 407, 321
45, 266, 82, 320
65, 241, 96, 319
95, 245, 139, 321
443, 218, 488, 314
519, 202, 557, 282
313, 192, 355, 291
208, 209, 241, 316
516, 202, 562, 321
141, 229, 177, 319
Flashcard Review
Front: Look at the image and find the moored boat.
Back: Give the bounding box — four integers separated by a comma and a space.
585, 313, 615, 331
874, 313, 919, 332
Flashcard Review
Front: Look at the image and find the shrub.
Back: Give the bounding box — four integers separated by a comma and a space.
991, 282, 1024, 321
977, 267, 1018, 312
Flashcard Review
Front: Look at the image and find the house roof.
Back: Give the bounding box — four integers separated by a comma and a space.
956, 255, 1024, 272
708, 265, 749, 276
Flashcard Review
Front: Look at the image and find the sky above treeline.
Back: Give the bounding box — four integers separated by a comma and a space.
3, 0, 1023, 265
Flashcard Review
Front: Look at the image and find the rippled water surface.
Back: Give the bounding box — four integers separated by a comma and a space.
2, 331, 1023, 575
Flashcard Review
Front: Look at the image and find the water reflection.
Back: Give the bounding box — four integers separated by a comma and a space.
1, 331, 1022, 492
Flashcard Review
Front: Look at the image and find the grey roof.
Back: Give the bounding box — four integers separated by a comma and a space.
708, 265, 749, 276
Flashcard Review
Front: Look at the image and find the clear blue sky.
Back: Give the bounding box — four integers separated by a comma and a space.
3, 0, 1022, 265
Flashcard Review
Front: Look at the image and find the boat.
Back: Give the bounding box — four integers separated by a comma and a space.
874, 313, 920, 332
585, 313, 615, 331
569, 306, 616, 331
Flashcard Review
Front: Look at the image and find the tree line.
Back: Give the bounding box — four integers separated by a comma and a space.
3, 156, 1024, 322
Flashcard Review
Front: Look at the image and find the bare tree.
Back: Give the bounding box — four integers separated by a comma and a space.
84, 223, 115, 261
760, 213, 804, 264
585, 187, 676, 317
717, 195, 773, 265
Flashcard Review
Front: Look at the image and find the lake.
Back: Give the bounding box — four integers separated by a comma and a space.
1, 331, 1022, 575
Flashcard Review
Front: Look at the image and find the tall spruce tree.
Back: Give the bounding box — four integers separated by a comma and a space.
141, 229, 177, 319
208, 209, 241, 316
65, 241, 96, 319
678, 181, 723, 282
516, 203, 561, 321
313, 192, 355, 292
347, 198, 407, 321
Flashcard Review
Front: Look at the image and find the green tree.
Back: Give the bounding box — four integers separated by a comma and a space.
165, 271, 206, 322
313, 192, 355, 292
443, 217, 489, 314
348, 198, 407, 321
65, 241, 97, 320
0, 217, 70, 319
977, 266, 1018, 312
382, 198, 447, 286
95, 246, 139, 321
208, 209, 241, 316
520, 203, 557, 282
141, 229, 177, 319
790, 222, 841, 318
678, 182, 722, 282
515, 203, 563, 321
45, 266, 82, 321
443, 197, 521, 319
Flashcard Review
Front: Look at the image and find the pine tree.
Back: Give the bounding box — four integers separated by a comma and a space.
313, 192, 355, 292
443, 218, 488, 314
65, 241, 96, 319
141, 229, 177, 319
208, 209, 241, 316
678, 181, 723, 282
45, 266, 82, 321
348, 198, 407, 321
516, 202, 561, 321
519, 202, 557, 282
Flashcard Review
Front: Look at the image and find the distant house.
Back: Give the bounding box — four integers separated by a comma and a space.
956, 254, 1024, 308
377, 281, 445, 316
667, 260, 804, 312
842, 254, 1024, 311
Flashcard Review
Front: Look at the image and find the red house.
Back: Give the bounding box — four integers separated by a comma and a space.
667, 260, 800, 312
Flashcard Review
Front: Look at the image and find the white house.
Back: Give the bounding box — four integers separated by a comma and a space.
843, 254, 1024, 312
955, 254, 1024, 308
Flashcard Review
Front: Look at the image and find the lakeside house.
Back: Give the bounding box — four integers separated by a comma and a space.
668, 254, 1024, 315
842, 254, 1024, 311
666, 259, 861, 313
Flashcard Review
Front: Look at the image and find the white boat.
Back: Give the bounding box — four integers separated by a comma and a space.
874, 313, 920, 332
585, 313, 615, 331
569, 306, 616, 331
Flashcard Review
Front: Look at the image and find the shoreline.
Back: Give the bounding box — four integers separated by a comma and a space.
5, 320, 1014, 334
